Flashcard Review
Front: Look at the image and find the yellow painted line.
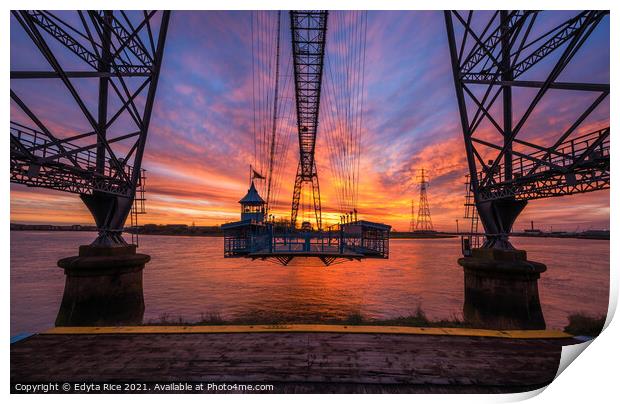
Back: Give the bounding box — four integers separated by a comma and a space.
42, 324, 572, 339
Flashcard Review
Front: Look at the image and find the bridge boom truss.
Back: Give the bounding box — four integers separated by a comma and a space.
289, 10, 328, 230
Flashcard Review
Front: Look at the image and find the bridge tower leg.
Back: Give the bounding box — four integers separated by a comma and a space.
80, 193, 135, 247
446, 9, 609, 328
11, 10, 171, 326
82, 10, 132, 248
444, 10, 547, 329
61, 11, 169, 326
444, 10, 611, 329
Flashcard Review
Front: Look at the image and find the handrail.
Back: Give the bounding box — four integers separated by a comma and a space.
11, 121, 136, 180
476, 127, 609, 185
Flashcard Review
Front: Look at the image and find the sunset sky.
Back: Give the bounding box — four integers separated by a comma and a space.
10, 11, 610, 232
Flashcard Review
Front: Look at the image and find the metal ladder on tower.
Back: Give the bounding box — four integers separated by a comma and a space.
129, 169, 147, 247
462, 175, 481, 256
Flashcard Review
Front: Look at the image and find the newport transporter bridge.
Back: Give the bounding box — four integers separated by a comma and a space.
9, 11, 609, 262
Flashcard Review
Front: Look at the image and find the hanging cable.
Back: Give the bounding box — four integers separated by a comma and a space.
320, 11, 367, 221
266, 10, 282, 214
250, 11, 368, 225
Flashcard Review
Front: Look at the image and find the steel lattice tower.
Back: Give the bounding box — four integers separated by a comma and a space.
445, 10, 609, 249
10, 11, 171, 246
289, 11, 328, 230
415, 169, 433, 231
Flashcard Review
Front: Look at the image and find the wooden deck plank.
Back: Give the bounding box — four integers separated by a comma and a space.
11, 331, 576, 393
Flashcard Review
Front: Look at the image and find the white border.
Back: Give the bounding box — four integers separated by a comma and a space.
3, 1, 618, 402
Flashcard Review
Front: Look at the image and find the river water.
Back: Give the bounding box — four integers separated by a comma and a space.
10, 231, 609, 335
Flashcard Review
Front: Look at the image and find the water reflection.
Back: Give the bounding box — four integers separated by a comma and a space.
10, 231, 609, 334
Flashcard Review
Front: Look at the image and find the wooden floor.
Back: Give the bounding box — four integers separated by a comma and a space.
11, 327, 576, 393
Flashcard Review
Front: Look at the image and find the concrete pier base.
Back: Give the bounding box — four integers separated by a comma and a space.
56, 245, 150, 327
458, 248, 546, 330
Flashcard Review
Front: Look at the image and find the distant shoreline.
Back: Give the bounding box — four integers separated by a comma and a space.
10, 224, 609, 240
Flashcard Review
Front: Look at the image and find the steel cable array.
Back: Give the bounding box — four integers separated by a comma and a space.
250, 11, 369, 226
320, 11, 368, 219
250, 11, 296, 219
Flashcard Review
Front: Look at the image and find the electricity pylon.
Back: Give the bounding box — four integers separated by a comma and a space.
415, 168, 434, 231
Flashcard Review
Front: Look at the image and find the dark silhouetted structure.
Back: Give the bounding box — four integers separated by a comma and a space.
11, 10, 171, 327
445, 10, 609, 250
10, 11, 171, 247
290, 11, 328, 230
223, 180, 390, 266
409, 199, 415, 232
415, 168, 434, 232
445, 10, 609, 330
